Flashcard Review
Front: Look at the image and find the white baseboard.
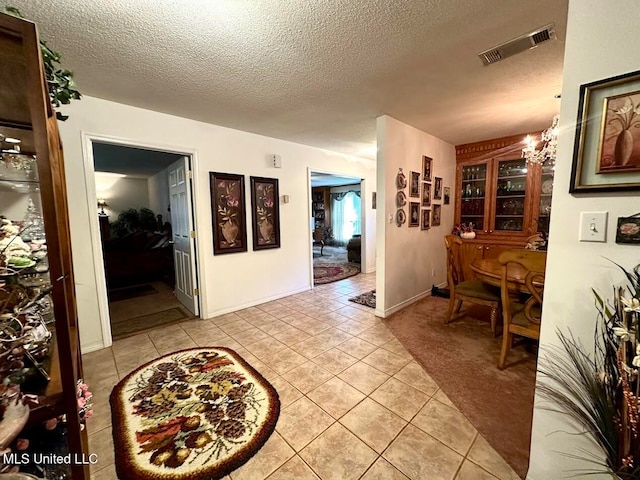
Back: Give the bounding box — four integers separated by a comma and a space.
81, 340, 106, 354
365, 267, 376, 274
375, 288, 438, 318
206, 285, 312, 319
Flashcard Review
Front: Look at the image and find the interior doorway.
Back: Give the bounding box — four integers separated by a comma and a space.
310, 171, 364, 286
87, 140, 201, 342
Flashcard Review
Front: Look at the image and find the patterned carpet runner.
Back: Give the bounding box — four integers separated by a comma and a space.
348, 289, 376, 308
110, 347, 280, 480
313, 262, 360, 284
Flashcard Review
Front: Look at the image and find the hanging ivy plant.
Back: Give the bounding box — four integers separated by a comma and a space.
5, 6, 81, 121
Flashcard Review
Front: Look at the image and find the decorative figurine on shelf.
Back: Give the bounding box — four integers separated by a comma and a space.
452, 223, 476, 239
22, 199, 45, 241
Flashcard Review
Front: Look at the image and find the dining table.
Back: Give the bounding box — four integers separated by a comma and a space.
469, 252, 547, 293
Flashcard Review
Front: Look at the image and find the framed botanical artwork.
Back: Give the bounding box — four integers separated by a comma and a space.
421, 183, 431, 207
409, 202, 420, 227
421, 209, 431, 230
432, 204, 442, 226
250, 176, 281, 250
410, 171, 420, 197
210, 172, 247, 255
433, 177, 443, 200
422, 156, 432, 182
571, 69, 640, 192
443, 186, 451, 205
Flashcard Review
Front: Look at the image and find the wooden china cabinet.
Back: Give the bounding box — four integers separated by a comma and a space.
455, 132, 553, 280
0, 12, 89, 479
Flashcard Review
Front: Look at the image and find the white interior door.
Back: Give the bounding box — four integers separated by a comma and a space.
168, 157, 199, 316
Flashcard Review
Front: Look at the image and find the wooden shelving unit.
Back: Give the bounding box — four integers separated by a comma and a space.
0, 12, 89, 479
455, 132, 553, 279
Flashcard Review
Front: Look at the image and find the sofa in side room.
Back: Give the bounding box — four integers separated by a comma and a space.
347, 234, 361, 263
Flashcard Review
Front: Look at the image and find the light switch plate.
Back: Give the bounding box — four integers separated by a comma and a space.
579, 211, 608, 242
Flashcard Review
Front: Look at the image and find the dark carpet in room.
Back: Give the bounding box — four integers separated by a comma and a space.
384, 296, 536, 479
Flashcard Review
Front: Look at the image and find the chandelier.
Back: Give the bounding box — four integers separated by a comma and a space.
522, 115, 559, 165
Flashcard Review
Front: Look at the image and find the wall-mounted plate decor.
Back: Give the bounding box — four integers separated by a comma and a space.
396, 191, 407, 207
396, 168, 407, 189
396, 209, 406, 226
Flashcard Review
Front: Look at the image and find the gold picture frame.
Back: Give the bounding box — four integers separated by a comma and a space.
571, 69, 640, 193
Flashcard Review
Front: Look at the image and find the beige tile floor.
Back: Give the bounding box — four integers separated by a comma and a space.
84, 273, 521, 480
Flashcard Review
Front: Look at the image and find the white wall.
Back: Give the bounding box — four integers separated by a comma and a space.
375, 115, 456, 317
94, 174, 149, 218
528, 1, 640, 478
57, 96, 376, 352
148, 168, 171, 225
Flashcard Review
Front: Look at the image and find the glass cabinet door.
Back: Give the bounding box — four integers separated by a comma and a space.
460, 163, 488, 231
494, 158, 528, 232
538, 160, 554, 235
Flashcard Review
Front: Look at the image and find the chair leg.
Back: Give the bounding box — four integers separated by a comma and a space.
455, 299, 463, 314
444, 295, 456, 323
498, 332, 512, 369
490, 306, 499, 336
320, 241, 324, 256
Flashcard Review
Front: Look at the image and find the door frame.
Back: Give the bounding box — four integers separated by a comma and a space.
307, 168, 368, 287
81, 132, 203, 348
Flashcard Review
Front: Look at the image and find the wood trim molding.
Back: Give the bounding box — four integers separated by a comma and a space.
455, 132, 538, 161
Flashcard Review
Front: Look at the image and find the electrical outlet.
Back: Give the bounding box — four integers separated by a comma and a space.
432, 268, 436, 277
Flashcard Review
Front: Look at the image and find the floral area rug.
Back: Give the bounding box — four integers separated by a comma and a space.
313, 262, 360, 285
110, 347, 280, 480
348, 289, 376, 308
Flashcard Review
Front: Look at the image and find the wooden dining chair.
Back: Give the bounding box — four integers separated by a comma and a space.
444, 235, 501, 333
497, 250, 546, 369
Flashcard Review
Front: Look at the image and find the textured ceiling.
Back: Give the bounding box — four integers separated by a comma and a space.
10, 0, 567, 158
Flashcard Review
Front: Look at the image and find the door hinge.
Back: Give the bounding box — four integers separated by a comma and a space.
190, 230, 196, 238
194, 288, 199, 296
186, 170, 192, 179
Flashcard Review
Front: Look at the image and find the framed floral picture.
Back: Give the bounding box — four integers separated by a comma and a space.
210, 172, 247, 255
422, 156, 432, 182
571, 69, 640, 192
250, 176, 281, 250
421, 209, 431, 230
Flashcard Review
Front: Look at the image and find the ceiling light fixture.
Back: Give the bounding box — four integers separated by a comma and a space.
522, 115, 559, 166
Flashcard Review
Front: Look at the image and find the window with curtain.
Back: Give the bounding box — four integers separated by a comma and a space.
331, 191, 361, 243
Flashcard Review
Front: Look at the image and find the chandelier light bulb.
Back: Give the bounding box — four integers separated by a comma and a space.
522, 115, 559, 166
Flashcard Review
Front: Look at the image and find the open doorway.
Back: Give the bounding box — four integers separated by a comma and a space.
91, 142, 200, 339
310, 171, 363, 285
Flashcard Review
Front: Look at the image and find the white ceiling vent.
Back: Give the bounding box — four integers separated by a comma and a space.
479, 23, 556, 66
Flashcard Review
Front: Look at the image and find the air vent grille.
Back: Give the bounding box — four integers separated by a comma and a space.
479, 23, 556, 66
531, 29, 552, 45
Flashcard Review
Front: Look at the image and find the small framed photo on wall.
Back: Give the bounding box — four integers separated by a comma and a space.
434, 177, 443, 200
410, 171, 420, 197
409, 202, 420, 227
444, 187, 451, 205
432, 204, 442, 226
422, 156, 432, 182
421, 183, 431, 207
421, 209, 431, 230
